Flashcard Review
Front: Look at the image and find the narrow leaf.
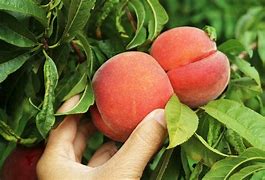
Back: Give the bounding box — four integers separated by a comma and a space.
233, 57, 261, 87
0, 12, 37, 47
126, 0, 147, 49
63, 72, 87, 100
150, 149, 174, 180
0, 120, 37, 144
56, 82, 94, 115
61, 0, 96, 42
207, 116, 223, 147
202, 99, 265, 151
0, 0, 47, 26
55, 70, 83, 102
182, 136, 227, 167
165, 95, 198, 149
251, 170, 265, 179
0, 98, 38, 168
230, 164, 265, 180
190, 162, 203, 180
0, 25, 36, 47
95, 0, 119, 28
0, 53, 30, 83
144, 0, 168, 40
225, 129, 246, 154
195, 134, 230, 158
203, 148, 265, 180
36, 53, 58, 138
76, 32, 94, 76
218, 39, 247, 56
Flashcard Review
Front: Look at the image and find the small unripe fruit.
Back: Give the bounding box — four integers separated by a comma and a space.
91, 51, 173, 142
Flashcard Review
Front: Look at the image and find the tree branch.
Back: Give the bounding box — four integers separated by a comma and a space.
71, 42, 85, 63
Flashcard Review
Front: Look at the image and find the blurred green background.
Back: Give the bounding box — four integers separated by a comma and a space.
163, 0, 265, 43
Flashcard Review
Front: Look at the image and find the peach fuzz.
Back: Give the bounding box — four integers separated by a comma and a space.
151, 26, 230, 108
91, 51, 173, 142
150, 27, 217, 71
167, 51, 230, 107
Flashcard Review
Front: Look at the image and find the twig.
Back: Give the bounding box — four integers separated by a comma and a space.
42, 38, 49, 51
71, 42, 85, 63
126, 7, 137, 32
96, 26, 102, 39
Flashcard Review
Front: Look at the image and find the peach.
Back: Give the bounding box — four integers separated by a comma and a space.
91, 52, 173, 142
1, 146, 44, 180
151, 27, 230, 108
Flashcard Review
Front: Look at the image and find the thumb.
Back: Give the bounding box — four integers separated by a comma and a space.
104, 109, 167, 178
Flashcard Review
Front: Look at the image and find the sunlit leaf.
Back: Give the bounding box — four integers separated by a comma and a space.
165, 95, 198, 149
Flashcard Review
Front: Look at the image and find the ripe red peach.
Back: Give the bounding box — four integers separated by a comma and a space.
91, 51, 173, 142
1, 146, 44, 180
151, 27, 230, 108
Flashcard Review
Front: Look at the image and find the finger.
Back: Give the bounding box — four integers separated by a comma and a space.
73, 120, 96, 162
46, 115, 80, 156
56, 94, 81, 113
88, 142, 118, 167
105, 109, 167, 177
47, 94, 81, 150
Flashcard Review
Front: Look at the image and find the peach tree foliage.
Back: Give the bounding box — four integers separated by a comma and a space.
0, 0, 265, 179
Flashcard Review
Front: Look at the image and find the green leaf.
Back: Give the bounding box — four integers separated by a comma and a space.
202, 99, 265, 151
159, 150, 180, 180
0, 0, 47, 26
0, 98, 38, 168
55, 70, 83, 103
165, 95, 199, 149
63, 72, 87, 100
182, 135, 227, 167
0, 53, 30, 83
225, 129, 246, 154
251, 170, 265, 179
0, 12, 37, 47
115, 0, 129, 38
150, 149, 174, 180
95, 0, 119, 28
0, 25, 37, 48
218, 39, 247, 56
0, 120, 37, 144
258, 30, 265, 64
203, 148, 265, 180
226, 77, 261, 102
190, 162, 203, 180
229, 164, 265, 180
76, 32, 94, 77
56, 82, 94, 115
144, 0, 168, 41
181, 147, 192, 179
36, 53, 58, 138
61, 0, 96, 42
233, 57, 261, 87
207, 116, 223, 147
126, 0, 147, 49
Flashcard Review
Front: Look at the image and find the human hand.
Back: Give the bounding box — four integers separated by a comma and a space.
37, 95, 167, 180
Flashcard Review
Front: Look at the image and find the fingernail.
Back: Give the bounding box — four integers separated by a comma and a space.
147, 109, 167, 129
